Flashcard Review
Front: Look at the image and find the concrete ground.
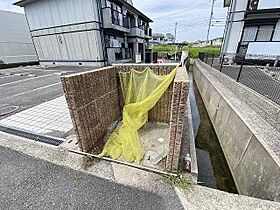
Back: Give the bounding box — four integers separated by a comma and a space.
0, 146, 182, 210
1, 132, 280, 210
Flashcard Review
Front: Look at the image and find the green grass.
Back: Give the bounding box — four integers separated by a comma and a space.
163, 174, 193, 189
151, 44, 221, 59
73, 174, 81, 181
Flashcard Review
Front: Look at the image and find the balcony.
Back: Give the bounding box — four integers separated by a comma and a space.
107, 48, 132, 64
129, 26, 152, 39
102, 7, 130, 33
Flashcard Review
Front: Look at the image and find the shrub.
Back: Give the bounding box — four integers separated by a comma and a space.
151, 44, 221, 59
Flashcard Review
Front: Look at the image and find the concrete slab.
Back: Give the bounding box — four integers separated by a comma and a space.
0, 96, 72, 139
176, 185, 280, 210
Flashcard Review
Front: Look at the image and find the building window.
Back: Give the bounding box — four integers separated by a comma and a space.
256, 25, 274, 41
242, 26, 258, 41
242, 25, 275, 42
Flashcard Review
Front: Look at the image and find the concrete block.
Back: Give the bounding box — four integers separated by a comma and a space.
234, 135, 280, 201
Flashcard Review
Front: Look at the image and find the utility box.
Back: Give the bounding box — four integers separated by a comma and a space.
135, 53, 142, 63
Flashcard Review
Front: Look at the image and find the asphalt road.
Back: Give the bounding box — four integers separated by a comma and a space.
0, 65, 96, 120
0, 146, 184, 210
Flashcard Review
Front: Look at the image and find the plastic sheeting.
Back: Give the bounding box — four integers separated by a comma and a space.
100, 67, 177, 164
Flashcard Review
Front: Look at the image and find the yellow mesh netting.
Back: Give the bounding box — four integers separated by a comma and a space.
99, 67, 177, 164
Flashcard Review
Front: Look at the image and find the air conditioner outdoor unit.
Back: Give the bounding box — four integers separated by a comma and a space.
223, 56, 233, 65
249, 0, 259, 10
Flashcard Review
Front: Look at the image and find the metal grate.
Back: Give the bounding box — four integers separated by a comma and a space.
0, 125, 64, 146
0, 105, 19, 116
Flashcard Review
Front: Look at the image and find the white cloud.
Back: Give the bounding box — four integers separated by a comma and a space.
0, 0, 24, 13
0, 0, 227, 42
133, 0, 228, 41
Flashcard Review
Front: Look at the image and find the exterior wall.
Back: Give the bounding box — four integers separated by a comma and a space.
272, 20, 280, 41
0, 10, 37, 64
24, 0, 105, 66
222, 0, 280, 62
221, 0, 246, 58
61, 66, 121, 152
19, 0, 151, 66
193, 59, 280, 201
258, 0, 280, 9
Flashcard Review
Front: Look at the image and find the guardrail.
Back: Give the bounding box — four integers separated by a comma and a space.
200, 52, 280, 105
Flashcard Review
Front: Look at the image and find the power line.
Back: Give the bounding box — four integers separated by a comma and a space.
153, 20, 210, 34
153, 19, 209, 30
153, 0, 208, 20
176, 23, 209, 33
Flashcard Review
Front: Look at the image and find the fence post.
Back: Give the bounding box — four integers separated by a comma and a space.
211, 53, 214, 67
205, 52, 208, 64
236, 64, 243, 82
220, 54, 224, 72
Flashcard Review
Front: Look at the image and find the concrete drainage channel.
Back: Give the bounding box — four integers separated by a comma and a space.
188, 70, 238, 193
0, 125, 64, 146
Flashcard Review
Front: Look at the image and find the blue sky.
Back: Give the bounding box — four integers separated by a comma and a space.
0, 0, 228, 42
133, 0, 228, 42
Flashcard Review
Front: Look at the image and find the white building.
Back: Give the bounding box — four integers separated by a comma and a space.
150, 33, 175, 47
164, 33, 175, 44
222, 0, 280, 64
191, 40, 207, 47
210, 37, 223, 46
0, 10, 37, 64
14, 0, 152, 66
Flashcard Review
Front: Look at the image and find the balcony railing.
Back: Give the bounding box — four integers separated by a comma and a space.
111, 9, 129, 28
115, 48, 131, 60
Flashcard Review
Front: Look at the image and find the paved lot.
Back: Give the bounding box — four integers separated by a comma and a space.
0, 96, 72, 138
0, 65, 96, 119
0, 146, 183, 210
0, 65, 96, 139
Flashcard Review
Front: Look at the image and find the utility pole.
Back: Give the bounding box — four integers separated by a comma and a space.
174, 22, 177, 43
174, 22, 177, 61
206, 0, 215, 45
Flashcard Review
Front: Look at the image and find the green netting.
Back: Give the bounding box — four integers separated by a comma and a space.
99, 66, 177, 164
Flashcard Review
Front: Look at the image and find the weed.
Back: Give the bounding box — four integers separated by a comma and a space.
163, 174, 193, 190
73, 174, 81, 181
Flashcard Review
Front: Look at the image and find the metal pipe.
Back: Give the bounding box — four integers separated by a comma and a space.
211, 53, 214, 67
236, 64, 243, 82
220, 54, 225, 72
68, 149, 179, 177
